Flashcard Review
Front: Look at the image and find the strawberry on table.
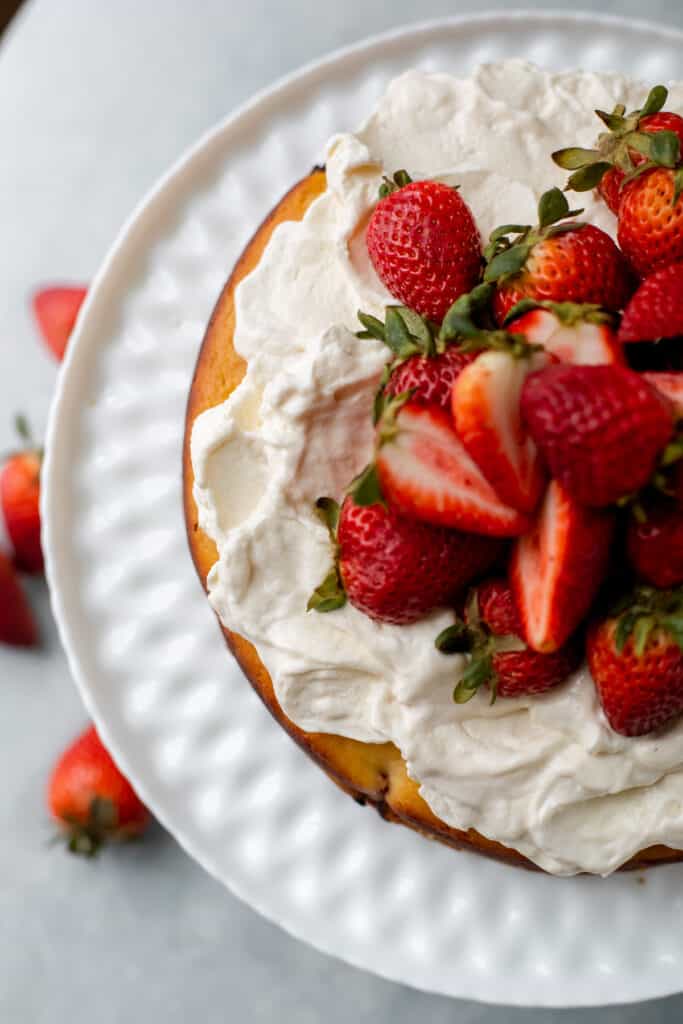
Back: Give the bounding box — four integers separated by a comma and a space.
372, 396, 531, 537
618, 263, 683, 344
484, 188, 633, 325
435, 578, 580, 703
521, 363, 674, 507
0, 550, 38, 647
32, 285, 87, 362
307, 493, 501, 625
618, 168, 683, 278
506, 300, 623, 366
365, 170, 482, 323
587, 586, 683, 736
1, 416, 43, 574
627, 500, 683, 589
48, 725, 150, 856
510, 480, 614, 653
552, 85, 683, 215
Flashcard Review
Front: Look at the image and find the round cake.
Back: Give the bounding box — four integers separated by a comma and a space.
184, 61, 683, 876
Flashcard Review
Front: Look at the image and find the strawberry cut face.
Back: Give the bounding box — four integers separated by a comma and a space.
452, 349, 548, 513
510, 481, 614, 652
376, 401, 531, 537
511, 307, 624, 366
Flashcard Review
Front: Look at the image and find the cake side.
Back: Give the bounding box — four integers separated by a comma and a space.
182, 165, 683, 873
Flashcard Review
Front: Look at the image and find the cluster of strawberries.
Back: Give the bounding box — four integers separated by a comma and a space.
310, 85, 683, 739
2, 285, 149, 853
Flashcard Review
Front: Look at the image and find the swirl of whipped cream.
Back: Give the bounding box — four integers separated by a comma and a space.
192, 61, 683, 875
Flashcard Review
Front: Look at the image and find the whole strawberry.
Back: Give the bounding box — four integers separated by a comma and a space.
587, 586, 683, 736
627, 499, 683, 589
521, 363, 673, 506
435, 578, 580, 702
1, 416, 43, 573
32, 285, 87, 361
0, 550, 38, 647
356, 301, 478, 415
307, 492, 501, 625
484, 188, 633, 324
366, 171, 482, 323
552, 85, 683, 215
618, 168, 683, 277
48, 725, 150, 855
618, 262, 683, 344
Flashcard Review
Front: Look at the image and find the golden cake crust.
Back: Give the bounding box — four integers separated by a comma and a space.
182, 167, 683, 873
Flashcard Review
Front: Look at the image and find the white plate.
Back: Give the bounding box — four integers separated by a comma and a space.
43, 11, 683, 1008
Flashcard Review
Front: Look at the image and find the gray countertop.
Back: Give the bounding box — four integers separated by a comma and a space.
3, 1, 683, 1020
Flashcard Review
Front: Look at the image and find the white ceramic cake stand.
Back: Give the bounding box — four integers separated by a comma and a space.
43, 11, 683, 1007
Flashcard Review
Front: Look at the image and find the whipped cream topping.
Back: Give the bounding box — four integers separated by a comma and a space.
192, 62, 683, 875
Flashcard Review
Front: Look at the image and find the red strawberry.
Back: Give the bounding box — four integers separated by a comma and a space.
510, 481, 613, 652
507, 301, 624, 365
385, 345, 476, 409
587, 587, 683, 736
1, 418, 43, 574
598, 111, 683, 212
308, 493, 502, 625
618, 263, 683, 344
485, 189, 633, 325
435, 578, 580, 702
366, 171, 482, 323
373, 398, 531, 537
521, 363, 673, 506
452, 340, 548, 512
48, 724, 150, 856
32, 285, 87, 362
553, 85, 683, 215
627, 500, 683, 588
0, 551, 38, 646
643, 372, 683, 418
618, 168, 683, 277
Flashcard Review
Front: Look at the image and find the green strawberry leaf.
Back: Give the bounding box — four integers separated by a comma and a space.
356, 311, 386, 341
384, 307, 421, 358
314, 496, 340, 537
639, 84, 668, 119
552, 147, 601, 170
538, 186, 571, 228
307, 567, 347, 613
453, 653, 493, 704
349, 462, 384, 507
595, 108, 627, 132
650, 131, 681, 169
435, 621, 473, 654
566, 162, 612, 192
483, 243, 532, 282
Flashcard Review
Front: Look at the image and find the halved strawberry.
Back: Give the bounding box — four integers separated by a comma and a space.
0, 551, 38, 647
506, 301, 623, 366
643, 372, 683, 419
510, 480, 614, 652
618, 263, 683, 344
374, 398, 531, 537
32, 285, 87, 361
452, 343, 548, 512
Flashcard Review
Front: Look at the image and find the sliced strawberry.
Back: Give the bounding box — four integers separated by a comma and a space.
510, 480, 614, 652
452, 348, 547, 512
618, 263, 683, 344
643, 372, 683, 418
508, 303, 624, 366
0, 551, 38, 646
375, 400, 531, 537
32, 285, 87, 361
